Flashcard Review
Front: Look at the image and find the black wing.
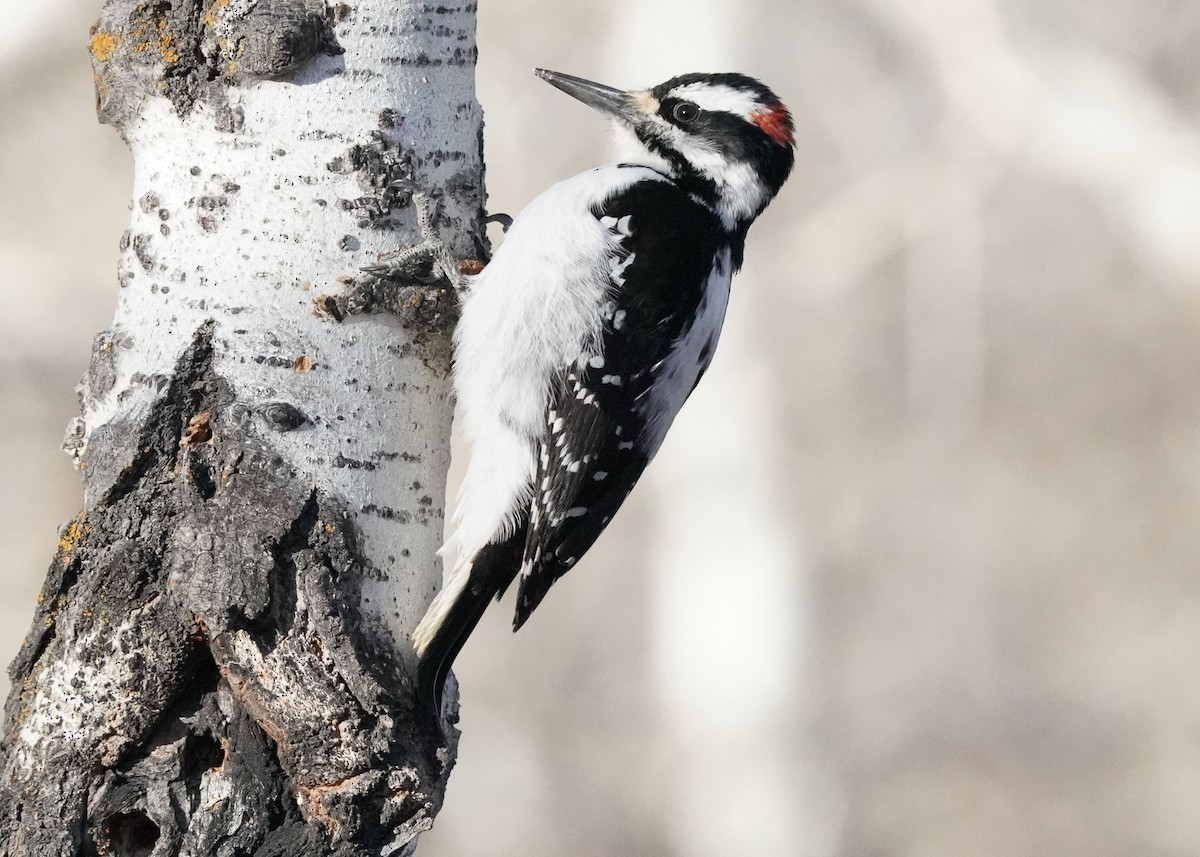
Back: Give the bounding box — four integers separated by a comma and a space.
512, 174, 726, 628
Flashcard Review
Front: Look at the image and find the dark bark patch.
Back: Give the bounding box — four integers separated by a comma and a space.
260, 401, 308, 432
317, 273, 457, 375
89, 320, 217, 509
336, 279, 459, 344
187, 456, 218, 500
93, 0, 343, 129
313, 294, 346, 322
131, 233, 155, 272
82, 328, 124, 406
333, 134, 415, 231
215, 0, 344, 81
1, 321, 455, 854
102, 811, 160, 857
332, 454, 377, 471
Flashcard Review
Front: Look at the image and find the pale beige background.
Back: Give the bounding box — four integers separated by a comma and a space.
3, 2, 1200, 856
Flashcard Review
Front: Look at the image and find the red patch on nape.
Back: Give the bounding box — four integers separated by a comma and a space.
751, 103, 795, 147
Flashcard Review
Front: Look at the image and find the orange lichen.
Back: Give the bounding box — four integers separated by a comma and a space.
129, 16, 177, 63
204, 0, 231, 28
58, 518, 91, 555
129, 17, 151, 50
90, 31, 119, 62
159, 33, 180, 64
294, 355, 314, 373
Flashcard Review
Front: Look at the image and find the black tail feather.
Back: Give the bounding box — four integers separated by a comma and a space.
415, 579, 496, 721
415, 525, 526, 722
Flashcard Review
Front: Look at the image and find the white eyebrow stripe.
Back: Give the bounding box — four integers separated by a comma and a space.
666, 82, 762, 120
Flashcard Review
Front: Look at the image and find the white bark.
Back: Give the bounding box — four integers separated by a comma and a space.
94, 1, 481, 654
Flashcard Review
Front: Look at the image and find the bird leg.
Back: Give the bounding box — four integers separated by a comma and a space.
328, 181, 512, 331
362, 180, 469, 290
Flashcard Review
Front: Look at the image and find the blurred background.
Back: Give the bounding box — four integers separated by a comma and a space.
4, 1, 1200, 855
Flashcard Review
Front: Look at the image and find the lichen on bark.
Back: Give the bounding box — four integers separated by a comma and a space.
91, 0, 343, 127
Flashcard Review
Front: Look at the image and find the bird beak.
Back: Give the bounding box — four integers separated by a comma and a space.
535, 69, 639, 125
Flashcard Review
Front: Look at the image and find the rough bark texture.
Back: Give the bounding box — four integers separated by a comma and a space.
0, 2, 482, 855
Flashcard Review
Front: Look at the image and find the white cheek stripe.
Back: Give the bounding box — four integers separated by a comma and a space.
649, 123, 767, 228
666, 82, 761, 121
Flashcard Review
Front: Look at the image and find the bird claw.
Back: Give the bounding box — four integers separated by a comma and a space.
362, 185, 468, 290
484, 212, 513, 233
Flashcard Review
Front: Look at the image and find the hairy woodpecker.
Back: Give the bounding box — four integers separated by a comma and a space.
412, 69, 794, 716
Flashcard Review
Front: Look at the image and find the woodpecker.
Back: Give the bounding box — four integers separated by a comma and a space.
411, 69, 794, 717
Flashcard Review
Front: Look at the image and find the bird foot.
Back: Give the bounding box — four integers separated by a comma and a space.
362, 180, 469, 290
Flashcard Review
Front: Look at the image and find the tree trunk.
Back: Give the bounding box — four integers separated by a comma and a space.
0, 2, 483, 854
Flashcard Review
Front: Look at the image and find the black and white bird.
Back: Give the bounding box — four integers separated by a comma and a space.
412, 68, 795, 716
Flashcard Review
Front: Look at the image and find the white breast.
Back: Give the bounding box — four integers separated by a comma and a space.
453, 165, 667, 444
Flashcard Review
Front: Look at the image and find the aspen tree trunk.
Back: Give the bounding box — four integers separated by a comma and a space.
0, 2, 483, 854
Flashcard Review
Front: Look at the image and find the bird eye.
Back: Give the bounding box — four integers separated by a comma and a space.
672, 102, 700, 124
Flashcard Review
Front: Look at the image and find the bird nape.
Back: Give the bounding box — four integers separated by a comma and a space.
411, 67, 795, 721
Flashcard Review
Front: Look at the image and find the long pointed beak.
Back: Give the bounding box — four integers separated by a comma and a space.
535, 68, 638, 124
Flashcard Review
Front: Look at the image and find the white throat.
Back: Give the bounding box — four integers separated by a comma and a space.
609, 122, 673, 175
708, 160, 768, 229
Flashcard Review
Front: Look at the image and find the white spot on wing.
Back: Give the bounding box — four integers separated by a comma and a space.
610, 254, 635, 283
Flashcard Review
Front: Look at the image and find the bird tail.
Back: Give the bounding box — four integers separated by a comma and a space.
413, 527, 526, 720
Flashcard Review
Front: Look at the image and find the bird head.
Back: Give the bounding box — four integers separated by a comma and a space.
536, 68, 795, 231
